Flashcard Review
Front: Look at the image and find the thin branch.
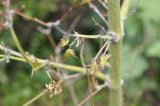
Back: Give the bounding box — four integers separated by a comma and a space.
92, 17, 108, 34
80, 44, 95, 106
0, 44, 22, 57
46, 71, 53, 82
0, 44, 106, 81
23, 89, 49, 106
0, 54, 26, 62
4, 0, 30, 63
77, 83, 107, 106
94, 40, 109, 60
98, 0, 108, 10
23, 72, 84, 106
86, 69, 95, 106
120, 0, 131, 21
53, 25, 112, 39
15, 11, 48, 27
67, 86, 79, 106
37, 27, 56, 50
54, 15, 82, 106
88, 3, 108, 26
103, 40, 112, 55
120, 0, 131, 37
9, 28, 30, 62
15, 11, 112, 40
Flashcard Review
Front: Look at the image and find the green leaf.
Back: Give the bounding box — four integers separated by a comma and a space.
121, 45, 148, 80
145, 41, 160, 58
64, 49, 77, 60
60, 39, 69, 47
138, 0, 160, 22
29, 56, 40, 77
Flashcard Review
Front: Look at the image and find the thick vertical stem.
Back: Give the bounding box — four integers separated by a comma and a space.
108, 0, 123, 106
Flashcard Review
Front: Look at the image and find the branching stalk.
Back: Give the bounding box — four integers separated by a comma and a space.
0, 46, 106, 81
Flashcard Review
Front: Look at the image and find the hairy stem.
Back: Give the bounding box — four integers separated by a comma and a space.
108, 0, 123, 106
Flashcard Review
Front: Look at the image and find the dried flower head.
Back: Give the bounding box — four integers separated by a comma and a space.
46, 81, 62, 97
88, 59, 100, 74
99, 54, 111, 69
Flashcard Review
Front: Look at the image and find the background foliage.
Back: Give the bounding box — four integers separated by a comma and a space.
0, 0, 160, 106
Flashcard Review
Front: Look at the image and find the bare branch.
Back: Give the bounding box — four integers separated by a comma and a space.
88, 3, 108, 26
98, 0, 108, 10
23, 89, 49, 106
77, 83, 107, 106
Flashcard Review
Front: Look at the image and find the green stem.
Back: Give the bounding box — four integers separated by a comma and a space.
9, 28, 30, 62
94, 40, 109, 60
0, 54, 26, 62
0, 53, 106, 81
108, 0, 123, 106
121, 0, 131, 21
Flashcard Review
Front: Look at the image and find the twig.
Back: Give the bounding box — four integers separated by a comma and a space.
77, 83, 107, 106
0, 54, 25, 62
64, 73, 84, 81
15, 11, 112, 40
120, 0, 131, 36
86, 68, 95, 106
9, 28, 30, 62
103, 40, 112, 55
23, 72, 84, 106
120, 0, 131, 21
89, 3, 108, 26
80, 44, 95, 106
92, 17, 107, 34
67, 86, 79, 106
46, 71, 52, 82
0, 45, 107, 80
94, 40, 109, 60
37, 27, 56, 50
15, 11, 48, 27
0, 44, 22, 57
55, 16, 82, 106
4, 0, 30, 63
98, 0, 108, 10
23, 89, 49, 106
53, 25, 112, 39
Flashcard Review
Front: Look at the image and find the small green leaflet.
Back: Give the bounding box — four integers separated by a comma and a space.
64, 49, 77, 60
99, 54, 112, 69
60, 38, 69, 47
29, 57, 40, 77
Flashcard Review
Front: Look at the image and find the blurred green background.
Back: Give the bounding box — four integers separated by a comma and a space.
0, 0, 160, 106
